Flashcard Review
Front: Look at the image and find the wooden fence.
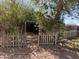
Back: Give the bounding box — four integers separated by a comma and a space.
63, 30, 77, 38
38, 30, 78, 46
0, 32, 27, 48
0, 30, 78, 49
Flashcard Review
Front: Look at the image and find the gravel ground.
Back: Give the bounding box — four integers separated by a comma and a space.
0, 45, 79, 59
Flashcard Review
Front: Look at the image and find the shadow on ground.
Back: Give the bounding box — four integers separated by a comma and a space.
0, 45, 34, 59
39, 44, 79, 59
0, 45, 79, 59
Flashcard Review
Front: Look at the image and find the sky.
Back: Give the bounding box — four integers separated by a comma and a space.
0, 0, 79, 26
64, 14, 79, 25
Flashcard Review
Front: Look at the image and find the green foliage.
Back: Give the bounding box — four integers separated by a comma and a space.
31, 0, 78, 32
33, 12, 65, 32
64, 38, 79, 52
0, 0, 35, 33
0, 0, 77, 33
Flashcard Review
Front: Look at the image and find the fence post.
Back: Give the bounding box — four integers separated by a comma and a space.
38, 24, 41, 46
54, 32, 57, 45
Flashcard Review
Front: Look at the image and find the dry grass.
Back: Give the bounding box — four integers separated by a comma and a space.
63, 38, 79, 52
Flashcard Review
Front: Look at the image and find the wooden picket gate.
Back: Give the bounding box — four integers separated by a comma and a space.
38, 34, 57, 47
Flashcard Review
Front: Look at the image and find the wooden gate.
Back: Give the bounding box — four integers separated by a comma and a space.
38, 33, 58, 47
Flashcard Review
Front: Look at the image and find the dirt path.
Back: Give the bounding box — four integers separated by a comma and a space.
30, 46, 79, 59
0, 46, 79, 59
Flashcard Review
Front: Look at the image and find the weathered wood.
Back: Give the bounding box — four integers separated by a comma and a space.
38, 34, 54, 46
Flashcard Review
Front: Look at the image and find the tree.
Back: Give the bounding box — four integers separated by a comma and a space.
0, 0, 78, 33
31, 0, 79, 32
0, 0, 35, 33
31, 0, 65, 32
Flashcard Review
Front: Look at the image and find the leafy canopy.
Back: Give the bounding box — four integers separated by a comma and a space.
31, 0, 79, 32
0, 0, 36, 32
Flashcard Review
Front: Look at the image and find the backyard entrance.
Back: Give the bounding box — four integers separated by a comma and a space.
26, 21, 39, 35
